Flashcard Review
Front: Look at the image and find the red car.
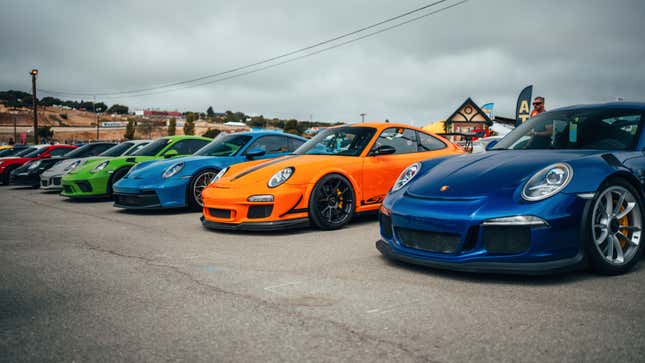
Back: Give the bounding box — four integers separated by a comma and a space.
0, 144, 77, 185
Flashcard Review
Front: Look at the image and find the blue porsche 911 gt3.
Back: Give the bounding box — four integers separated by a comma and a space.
377, 102, 645, 275
113, 131, 306, 210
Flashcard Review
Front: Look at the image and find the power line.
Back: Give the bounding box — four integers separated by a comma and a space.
39, 0, 468, 98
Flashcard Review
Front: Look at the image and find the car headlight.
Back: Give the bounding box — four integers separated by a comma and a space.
391, 162, 421, 192
522, 163, 573, 201
268, 167, 294, 188
28, 161, 42, 170
209, 167, 229, 184
91, 160, 110, 173
64, 160, 81, 172
162, 162, 184, 179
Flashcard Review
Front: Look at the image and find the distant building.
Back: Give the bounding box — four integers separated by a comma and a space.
143, 110, 183, 118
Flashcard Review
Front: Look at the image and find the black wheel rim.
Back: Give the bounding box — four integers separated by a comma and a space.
314, 177, 353, 225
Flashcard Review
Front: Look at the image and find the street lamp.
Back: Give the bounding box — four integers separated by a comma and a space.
360, 113, 366, 123
30, 69, 39, 144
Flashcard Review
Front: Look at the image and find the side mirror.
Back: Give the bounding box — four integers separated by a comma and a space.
371, 145, 396, 156
485, 140, 499, 151
164, 149, 179, 158
245, 148, 266, 159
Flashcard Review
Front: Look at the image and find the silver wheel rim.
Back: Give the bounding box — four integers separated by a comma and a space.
592, 185, 642, 265
193, 172, 217, 207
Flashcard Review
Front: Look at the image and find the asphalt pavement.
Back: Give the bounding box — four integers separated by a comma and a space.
1, 186, 644, 362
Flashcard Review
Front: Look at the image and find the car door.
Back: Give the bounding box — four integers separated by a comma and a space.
243, 135, 293, 160
361, 128, 449, 206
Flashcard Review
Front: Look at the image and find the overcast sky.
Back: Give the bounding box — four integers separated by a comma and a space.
1, 0, 644, 125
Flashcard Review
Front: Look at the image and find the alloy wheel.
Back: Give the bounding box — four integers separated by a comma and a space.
591, 185, 642, 265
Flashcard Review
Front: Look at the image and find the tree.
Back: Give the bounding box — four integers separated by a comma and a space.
168, 117, 176, 136
202, 128, 221, 138
184, 113, 196, 135
206, 106, 215, 117
124, 119, 136, 139
247, 115, 266, 128
137, 120, 154, 139
107, 104, 129, 115
95, 102, 108, 113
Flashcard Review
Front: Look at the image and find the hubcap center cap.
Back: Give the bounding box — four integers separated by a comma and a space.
610, 218, 620, 234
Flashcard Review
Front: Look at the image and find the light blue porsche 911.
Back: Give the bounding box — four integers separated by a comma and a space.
113, 131, 306, 210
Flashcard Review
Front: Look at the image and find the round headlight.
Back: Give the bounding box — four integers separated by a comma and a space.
209, 167, 229, 185
28, 161, 42, 170
64, 160, 81, 172
392, 162, 422, 192
91, 160, 110, 173
522, 163, 573, 201
268, 167, 294, 188
162, 162, 184, 179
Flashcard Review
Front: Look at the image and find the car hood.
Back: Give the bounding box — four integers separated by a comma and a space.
406, 150, 606, 198
44, 156, 103, 175
219, 154, 359, 186
125, 155, 219, 181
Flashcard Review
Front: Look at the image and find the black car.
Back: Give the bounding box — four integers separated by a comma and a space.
10, 142, 116, 187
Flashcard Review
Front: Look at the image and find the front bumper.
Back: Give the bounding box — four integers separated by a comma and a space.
201, 215, 309, 231
10, 172, 40, 187
200, 183, 311, 230
61, 173, 110, 198
377, 191, 590, 274
40, 173, 64, 190
113, 177, 188, 209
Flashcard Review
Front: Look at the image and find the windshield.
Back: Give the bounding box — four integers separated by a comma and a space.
23, 147, 48, 158
493, 108, 644, 151
100, 142, 132, 157
133, 139, 169, 156
194, 134, 252, 157
294, 127, 376, 156
14, 147, 36, 157
123, 142, 150, 155
62, 144, 94, 158
0, 147, 25, 157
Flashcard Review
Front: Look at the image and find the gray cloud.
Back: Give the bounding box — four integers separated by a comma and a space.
1, 0, 644, 125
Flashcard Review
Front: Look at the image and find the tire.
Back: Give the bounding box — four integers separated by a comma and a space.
584, 178, 644, 275
187, 168, 219, 211
107, 167, 131, 197
308, 173, 356, 230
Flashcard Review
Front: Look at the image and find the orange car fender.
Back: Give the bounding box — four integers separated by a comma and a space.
297, 168, 363, 210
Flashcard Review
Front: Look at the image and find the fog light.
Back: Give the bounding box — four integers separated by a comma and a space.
248, 194, 274, 202
482, 216, 548, 227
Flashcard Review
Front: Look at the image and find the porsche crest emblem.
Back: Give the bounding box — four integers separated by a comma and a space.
440, 185, 449, 192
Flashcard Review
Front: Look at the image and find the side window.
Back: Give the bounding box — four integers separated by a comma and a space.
288, 138, 305, 152
417, 131, 446, 151
246, 136, 290, 154
166, 140, 209, 155
373, 128, 418, 154
49, 148, 72, 156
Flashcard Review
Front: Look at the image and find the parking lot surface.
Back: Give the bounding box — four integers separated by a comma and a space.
2, 187, 645, 362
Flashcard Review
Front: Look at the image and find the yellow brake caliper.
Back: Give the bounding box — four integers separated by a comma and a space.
618, 202, 629, 249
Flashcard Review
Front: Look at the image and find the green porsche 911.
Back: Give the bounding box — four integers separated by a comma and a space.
61, 135, 211, 199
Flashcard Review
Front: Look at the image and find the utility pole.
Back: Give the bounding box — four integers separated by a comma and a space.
94, 95, 100, 141
360, 113, 366, 123
30, 69, 39, 144
8, 109, 19, 144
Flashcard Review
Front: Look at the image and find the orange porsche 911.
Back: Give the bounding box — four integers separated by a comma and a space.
200, 123, 464, 231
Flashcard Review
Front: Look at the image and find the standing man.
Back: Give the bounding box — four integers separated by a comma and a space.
530, 96, 546, 117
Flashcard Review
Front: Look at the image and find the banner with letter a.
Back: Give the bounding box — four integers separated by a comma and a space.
515, 85, 533, 126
